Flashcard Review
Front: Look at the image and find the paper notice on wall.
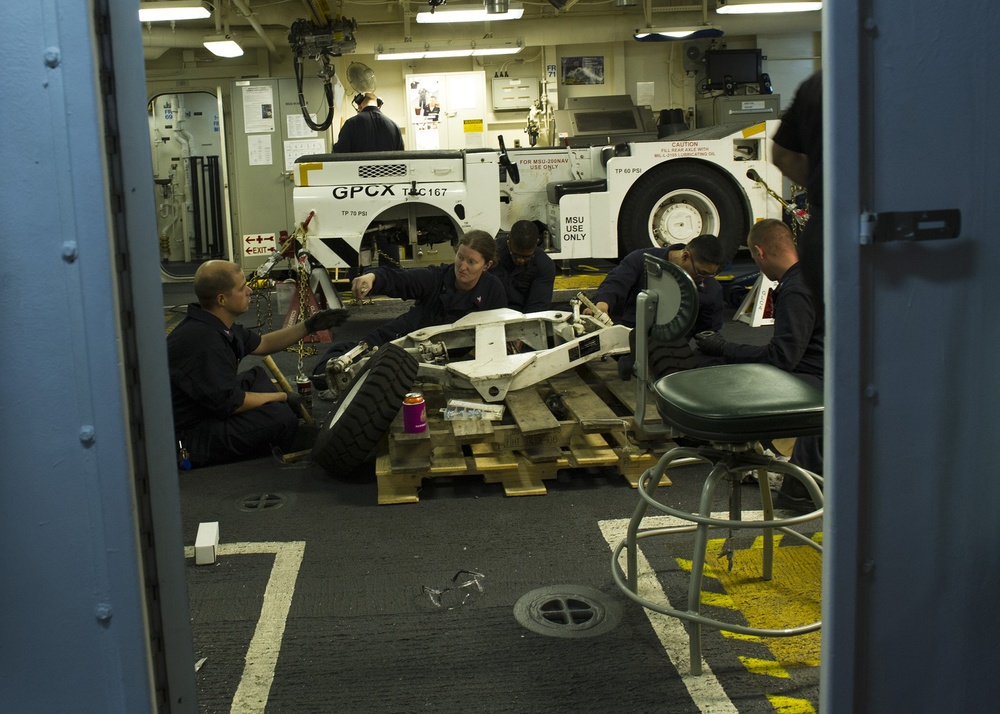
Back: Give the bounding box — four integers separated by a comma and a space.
463, 118, 484, 149
248, 134, 272, 166
284, 138, 326, 171
414, 122, 440, 151
450, 76, 479, 110
242, 85, 275, 133
637, 82, 655, 109
287, 113, 319, 139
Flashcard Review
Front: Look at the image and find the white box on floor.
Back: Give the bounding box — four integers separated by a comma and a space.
195, 521, 220, 565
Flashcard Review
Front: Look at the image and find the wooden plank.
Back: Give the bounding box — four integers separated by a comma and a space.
547, 370, 620, 429
375, 362, 687, 503
483, 456, 563, 496
427, 445, 469, 475
449, 418, 496, 443
521, 445, 564, 463
376, 452, 422, 505
470, 442, 519, 471
504, 387, 561, 435
601, 375, 662, 425
566, 433, 619, 468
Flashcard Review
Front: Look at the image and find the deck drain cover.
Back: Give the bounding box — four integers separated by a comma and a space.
237, 492, 287, 512
514, 585, 622, 639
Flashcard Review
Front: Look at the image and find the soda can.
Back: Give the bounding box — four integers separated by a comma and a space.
402, 392, 427, 433
295, 375, 312, 412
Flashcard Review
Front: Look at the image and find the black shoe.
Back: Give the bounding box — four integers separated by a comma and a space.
771, 490, 817, 514
617, 354, 635, 381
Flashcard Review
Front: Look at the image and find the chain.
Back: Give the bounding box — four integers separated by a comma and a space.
250, 278, 273, 333
294, 258, 311, 379
373, 236, 401, 269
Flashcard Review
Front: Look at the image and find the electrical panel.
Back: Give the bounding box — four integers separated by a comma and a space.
491, 77, 539, 111
695, 94, 781, 128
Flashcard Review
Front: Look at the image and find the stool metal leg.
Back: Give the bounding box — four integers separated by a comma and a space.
625, 463, 661, 593
686, 462, 728, 677
759, 467, 775, 580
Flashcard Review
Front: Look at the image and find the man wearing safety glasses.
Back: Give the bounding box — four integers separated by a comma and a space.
587, 234, 725, 379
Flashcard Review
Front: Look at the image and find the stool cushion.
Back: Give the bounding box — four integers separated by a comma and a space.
653, 363, 823, 441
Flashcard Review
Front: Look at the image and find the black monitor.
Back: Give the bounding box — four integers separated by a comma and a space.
704, 49, 763, 94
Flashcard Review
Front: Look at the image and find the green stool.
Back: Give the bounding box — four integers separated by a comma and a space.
612, 254, 824, 676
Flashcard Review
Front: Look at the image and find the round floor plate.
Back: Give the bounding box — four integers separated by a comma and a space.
513, 585, 623, 639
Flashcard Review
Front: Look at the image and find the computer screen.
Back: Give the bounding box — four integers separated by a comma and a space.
704, 49, 762, 92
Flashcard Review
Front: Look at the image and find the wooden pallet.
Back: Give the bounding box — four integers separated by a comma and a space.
375, 360, 680, 504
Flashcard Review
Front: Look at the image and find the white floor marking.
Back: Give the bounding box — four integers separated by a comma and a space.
184, 541, 306, 714
599, 514, 777, 713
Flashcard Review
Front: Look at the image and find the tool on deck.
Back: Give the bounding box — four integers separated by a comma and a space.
263, 355, 314, 425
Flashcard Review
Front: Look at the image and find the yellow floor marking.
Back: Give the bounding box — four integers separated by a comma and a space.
674, 532, 822, 670
600, 511, 822, 705
739, 656, 792, 678
553, 273, 605, 290
184, 541, 306, 714
767, 693, 818, 713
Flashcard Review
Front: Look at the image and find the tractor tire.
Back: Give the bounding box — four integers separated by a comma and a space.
617, 162, 747, 264
311, 344, 418, 480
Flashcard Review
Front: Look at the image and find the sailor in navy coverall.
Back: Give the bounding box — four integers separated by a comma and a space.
169, 260, 345, 466
334, 91, 405, 271
588, 234, 726, 379
334, 92, 404, 153
695, 219, 824, 509
490, 220, 556, 313
313, 231, 507, 376
592, 235, 725, 336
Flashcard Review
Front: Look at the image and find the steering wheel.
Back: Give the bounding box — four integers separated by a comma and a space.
497, 136, 520, 185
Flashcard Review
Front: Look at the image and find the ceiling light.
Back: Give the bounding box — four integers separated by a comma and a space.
472, 40, 524, 57
716, 0, 822, 14
416, 3, 524, 24
203, 35, 244, 58
634, 25, 725, 41
376, 38, 523, 60
138, 1, 211, 22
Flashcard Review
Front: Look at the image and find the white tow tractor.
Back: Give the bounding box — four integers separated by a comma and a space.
290, 105, 788, 270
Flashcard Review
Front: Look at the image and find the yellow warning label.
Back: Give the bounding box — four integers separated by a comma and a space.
463, 119, 484, 133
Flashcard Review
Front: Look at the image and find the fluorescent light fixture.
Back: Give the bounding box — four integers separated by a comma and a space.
139, 1, 211, 22
634, 25, 725, 41
416, 3, 524, 24
376, 38, 523, 60
716, 0, 822, 14
203, 35, 244, 58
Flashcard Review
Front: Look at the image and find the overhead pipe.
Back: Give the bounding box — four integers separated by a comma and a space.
231, 0, 282, 58
141, 26, 285, 50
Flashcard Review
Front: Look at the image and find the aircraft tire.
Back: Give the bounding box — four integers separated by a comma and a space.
311, 344, 418, 479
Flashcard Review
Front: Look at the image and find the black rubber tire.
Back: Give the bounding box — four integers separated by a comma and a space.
648, 339, 700, 380
311, 344, 418, 479
617, 162, 747, 264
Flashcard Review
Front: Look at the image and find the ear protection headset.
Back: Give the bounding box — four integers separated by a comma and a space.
352, 93, 385, 111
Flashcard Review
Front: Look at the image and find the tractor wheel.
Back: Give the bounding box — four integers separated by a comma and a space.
617, 162, 746, 263
311, 344, 418, 480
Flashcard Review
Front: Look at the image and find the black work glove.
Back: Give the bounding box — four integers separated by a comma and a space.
305, 308, 350, 333
285, 392, 306, 410
694, 330, 727, 357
